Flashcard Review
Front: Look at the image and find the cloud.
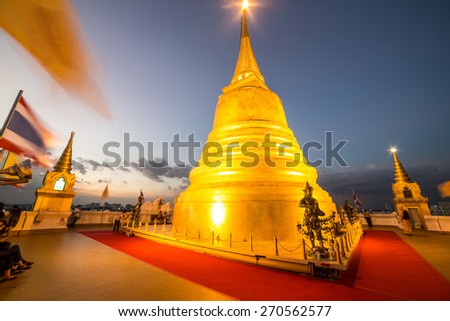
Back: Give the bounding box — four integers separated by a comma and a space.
117, 166, 131, 172
71, 157, 190, 186
78, 178, 92, 185
318, 165, 450, 209
179, 178, 190, 190
130, 158, 192, 183
87, 159, 103, 170
73, 157, 120, 175
72, 159, 87, 174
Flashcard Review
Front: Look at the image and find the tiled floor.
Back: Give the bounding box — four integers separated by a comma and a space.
0, 225, 448, 301
0, 227, 233, 301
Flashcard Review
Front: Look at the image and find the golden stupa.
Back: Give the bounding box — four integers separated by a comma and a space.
172, 3, 336, 241
390, 148, 430, 229
33, 131, 76, 213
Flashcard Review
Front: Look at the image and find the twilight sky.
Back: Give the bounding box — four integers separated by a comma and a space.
1, 0, 449, 209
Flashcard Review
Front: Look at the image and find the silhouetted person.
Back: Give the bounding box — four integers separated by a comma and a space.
67, 205, 81, 227
400, 209, 412, 236
0, 202, 8, 237
8, 205, 21, 228
364, 211, 372, 227
113, 212, 122, 232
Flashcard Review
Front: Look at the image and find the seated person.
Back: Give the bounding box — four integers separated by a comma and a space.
1, 237, 33, 273
0, 202, 9, 237
0, 220, 9, 238
0, 252, 15, 282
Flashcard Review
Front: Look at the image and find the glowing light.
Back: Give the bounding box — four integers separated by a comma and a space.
218, 171, 237, 176
390, 147, 397, 153
242, 0, 249, 10
211, 203, 226, 227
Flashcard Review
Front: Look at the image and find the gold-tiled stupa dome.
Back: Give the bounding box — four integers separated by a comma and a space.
172, 6, 336, 241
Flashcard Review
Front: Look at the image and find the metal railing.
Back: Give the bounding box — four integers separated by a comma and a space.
121, 217, 364, 266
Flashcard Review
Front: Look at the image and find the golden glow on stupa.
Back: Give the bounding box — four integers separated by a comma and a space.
172, 2, 336, 241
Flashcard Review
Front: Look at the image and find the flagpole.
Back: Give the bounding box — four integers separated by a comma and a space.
0, 90, 23, 137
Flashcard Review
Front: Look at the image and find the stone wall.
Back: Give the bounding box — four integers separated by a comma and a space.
359, 212, 450, 233
7, 210, 449, 235
8, 210, 114, 235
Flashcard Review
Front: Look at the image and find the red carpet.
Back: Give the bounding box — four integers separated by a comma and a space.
80, 230, 450, 301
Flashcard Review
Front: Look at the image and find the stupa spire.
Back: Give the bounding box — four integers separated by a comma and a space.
173, 0, 337, 242
230, 4, 265, 86
54, 131, 75, 173
391, 149, 411, 183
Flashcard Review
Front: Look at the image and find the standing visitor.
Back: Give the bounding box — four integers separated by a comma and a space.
364, 211, 372, 227
113, 212, 121, 232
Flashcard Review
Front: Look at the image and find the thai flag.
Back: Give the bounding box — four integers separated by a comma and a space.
0, 91, 53, 167
353, 190, 363, 208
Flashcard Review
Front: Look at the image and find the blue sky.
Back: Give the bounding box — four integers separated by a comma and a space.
1, 0, 449, 209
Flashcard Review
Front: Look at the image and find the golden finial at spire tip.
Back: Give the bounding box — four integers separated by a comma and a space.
242, 0, 249, 11
390, 147, 411, 183
53, 131, 74, 173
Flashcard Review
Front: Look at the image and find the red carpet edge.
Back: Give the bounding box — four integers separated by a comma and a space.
79, 230, 450, 301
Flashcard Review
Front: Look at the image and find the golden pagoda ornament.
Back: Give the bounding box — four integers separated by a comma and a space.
33, 132, 76, 213
172, 2, 336, 241
390, 148, 431, 229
